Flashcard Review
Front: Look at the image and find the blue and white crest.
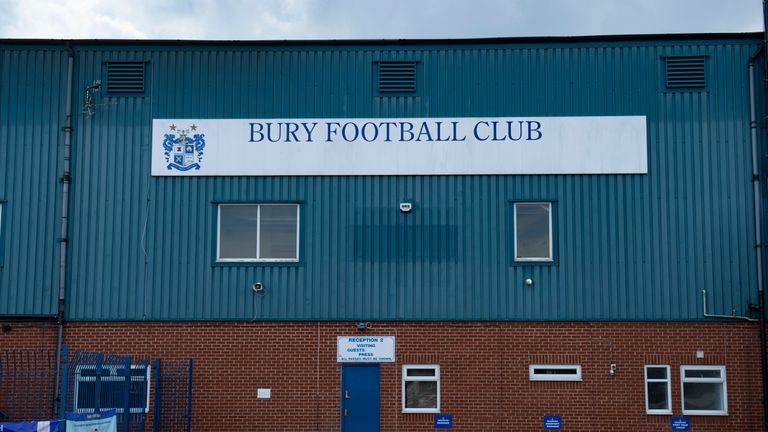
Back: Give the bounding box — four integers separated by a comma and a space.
163, 124, 206, 171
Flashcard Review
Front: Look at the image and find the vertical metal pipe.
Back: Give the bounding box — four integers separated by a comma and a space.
54, 42, 74, 418
59, 345, 68, 422
750, 0, 768, 430
757, 4, 768, 427
750, 60, 763, 297
750, 43, 768, 431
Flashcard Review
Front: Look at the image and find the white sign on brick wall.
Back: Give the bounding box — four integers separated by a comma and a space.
337, 336, 396, 363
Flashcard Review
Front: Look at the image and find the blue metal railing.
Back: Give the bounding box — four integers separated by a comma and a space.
1, 345, 192, 432
152, 359, 193, 432
0, 349, 57, 422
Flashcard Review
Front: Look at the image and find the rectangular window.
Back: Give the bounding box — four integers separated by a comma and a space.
681, 365, 727, 415
514, 202, 552, 261
529, 364, 582, 381
217, 203, 299, 262
73, 364, 151, 414
645, 365, 672, 414
402, 365, 440, 413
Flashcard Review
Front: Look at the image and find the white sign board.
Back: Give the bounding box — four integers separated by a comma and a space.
337, 336, 396, 363
65, 411, 116, 432
151, 116, 647, 176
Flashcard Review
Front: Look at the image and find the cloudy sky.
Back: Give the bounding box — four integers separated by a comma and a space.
0, 0, 762, 40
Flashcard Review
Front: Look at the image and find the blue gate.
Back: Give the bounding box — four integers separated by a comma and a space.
62, 349, 150, 432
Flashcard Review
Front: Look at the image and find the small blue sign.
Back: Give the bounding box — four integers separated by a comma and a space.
544, 415, 562, 430
434, 414, 453, 429
671, 417, 690, 431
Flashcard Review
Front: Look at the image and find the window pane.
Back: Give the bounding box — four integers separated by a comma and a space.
405, 381, 437, 409
259, 205, 298, 259
685, 369, 721, 379
406, 368, 436, 377
647, 382, 669, 410
516, 203, 551, 259
219, 205, 259, 259
683, 382, 724, 411
646, 367, 667, 380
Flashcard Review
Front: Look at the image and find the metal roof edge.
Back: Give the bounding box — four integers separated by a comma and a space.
0, 32, 762, 47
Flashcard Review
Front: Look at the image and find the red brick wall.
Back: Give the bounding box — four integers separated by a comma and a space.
0, 321, 763, 431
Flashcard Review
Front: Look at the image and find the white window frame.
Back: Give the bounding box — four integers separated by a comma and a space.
73, 364, 151, 414
402, 364, 440, 414
680, 365, 728, 416
216, 203, 300, 262
513, 202, 553, 262
644, 365, 672, 414
528, 364, 582, 381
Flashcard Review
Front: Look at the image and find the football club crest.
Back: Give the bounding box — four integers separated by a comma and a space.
163, 124, 205, 171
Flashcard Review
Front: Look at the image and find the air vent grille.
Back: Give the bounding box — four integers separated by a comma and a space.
377, 61, 417, 94
106, 62, 145, 93
665, 56, 705, 89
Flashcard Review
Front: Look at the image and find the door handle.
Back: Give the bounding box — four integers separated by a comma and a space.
345, 391, 350, 399
344, 408, 348, 416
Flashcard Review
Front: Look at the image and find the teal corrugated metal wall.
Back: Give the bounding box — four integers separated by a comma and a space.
0, 46, 65, 316
0, 37, 763, 320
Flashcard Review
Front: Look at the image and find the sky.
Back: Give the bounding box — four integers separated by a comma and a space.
0, 0, 762, 40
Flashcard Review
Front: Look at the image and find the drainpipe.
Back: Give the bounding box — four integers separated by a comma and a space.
757, 4, 768, 428
750, 36, 768, 429
54, 42, 74, 417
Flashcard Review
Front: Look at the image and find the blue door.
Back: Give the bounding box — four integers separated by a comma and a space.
341, 364, 380, 432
